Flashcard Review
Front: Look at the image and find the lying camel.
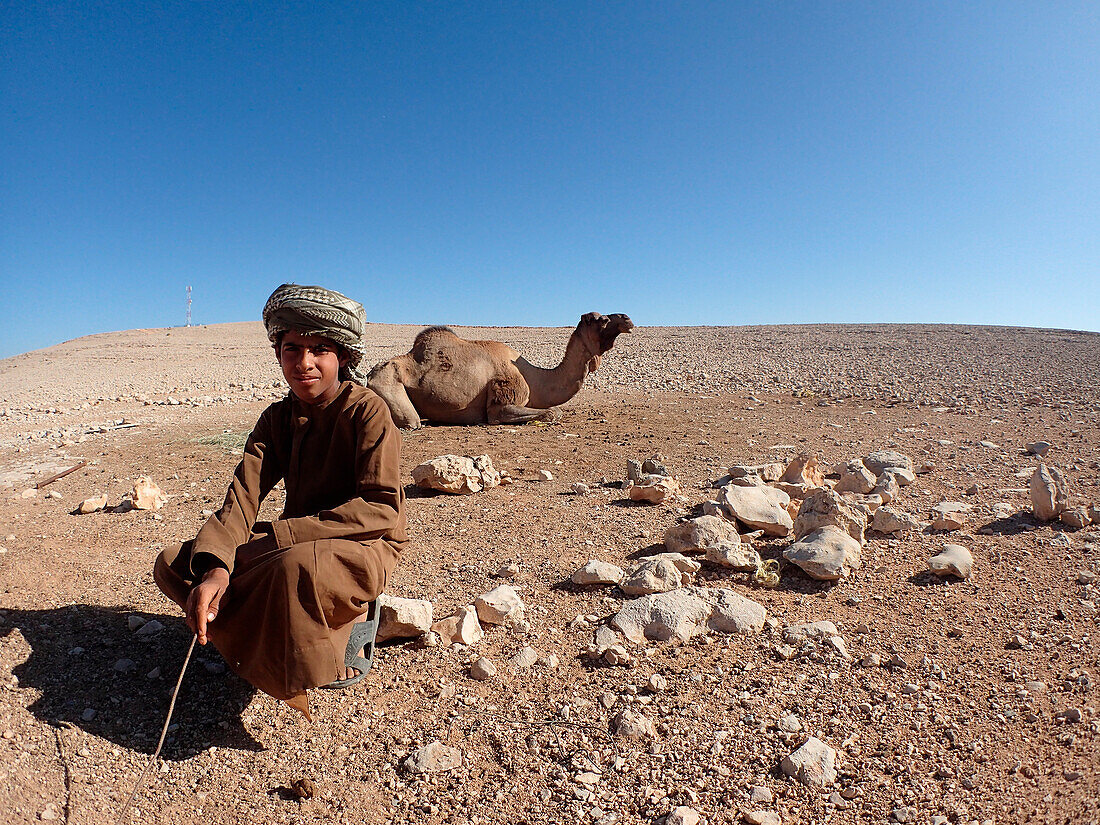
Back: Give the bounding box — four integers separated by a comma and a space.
367, 312, 634, 428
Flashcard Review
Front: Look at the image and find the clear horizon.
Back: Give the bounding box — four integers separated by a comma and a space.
2, 2, 1098, 359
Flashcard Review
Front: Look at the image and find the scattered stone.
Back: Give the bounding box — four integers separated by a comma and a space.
602, 645, 634, 667
39, 803, 62, 821
780, 736, 837, 789
19, 488, 36, 499
403, 740, 463, 774
81, 708, 96, 722
928, 544, 973, 578
469, 657, 496, 680
775, 453, 825, 497
625, 475, 680, 504
647, 674, 668, 692
793, 488, 866, 544
536, 469, 554, 481
783, 526, 861, 581
892, 806, 917, 823
1060, 506, 1091, 529
431, 606, 484, 646
609, 708, 657, 740
863, 450, 914, 476
77, 494, 109, 514
834, 459, 877, 494
572, 560, 625, 586
1030, 464, 1068, 521
412, 455, 501, 494
744, 812, 781, 825
377, 594, 433, 643
626, 459, 643, 481
930, 501, 971, 531
777, 713, 802, 733
705, 541, 762, 572
570, 482, 590, 495
611, 586, 766, 643
717, 484, 793, 536
748, 786, 773, 804
620, 558, 687, 596
1025, 441, 1052, 457
113, 658, 136, 674
474, 585, 525, 627
124, 476, 168, 510
127, 615, 147, 631
871, 506, 923, 534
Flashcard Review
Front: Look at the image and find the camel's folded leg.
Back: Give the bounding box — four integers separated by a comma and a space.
366, 363, 422, 429
490, 404, 561, 425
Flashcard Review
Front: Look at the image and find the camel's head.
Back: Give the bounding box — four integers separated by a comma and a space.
576, 312, 634, 371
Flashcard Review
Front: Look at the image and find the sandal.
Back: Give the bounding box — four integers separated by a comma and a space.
324, 600, 379, 689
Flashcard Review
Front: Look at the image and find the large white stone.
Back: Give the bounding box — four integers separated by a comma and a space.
833, 460, 877, 495
863, 450, 914, 475
793, 488, 866, 544
783, 526, 861, 581
412, 454, 501, 494
664, 514, 738, 554
625, 474, 680, 504
1030, 464, 1068, 521
928, 544, 973, 578
620, 558, 685, 596
871, 506, 923, 534
376, 594, 433, 643
474, 584, 525, 627
780, 736, 837, 788
718, 484, 793, 537
431, 605, 484, 646
572, 560, 625, 586
403, 740, 463, 774
611, 586, 766, 643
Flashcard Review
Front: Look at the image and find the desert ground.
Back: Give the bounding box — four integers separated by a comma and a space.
0, 321, 1098, 825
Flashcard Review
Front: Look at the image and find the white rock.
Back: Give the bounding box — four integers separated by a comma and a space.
718, 484, 792, 536
928, 544, 973, 578
863, 450, 914, 475
705, 541, 763, 571
469, 657, 496, 680
620, 558, 685, 596
729, 462, 785, 481
1060, 506, 1091, 529
872, 506, 923, 534
403, 740, 463, 774
1025, 441, 1051, 457
793, 488, 866, 544
784, 621, 840, 644
644, 552, 702, 573
833, 460, 876, 495
930, 501, 971, 530
783, 526, 861, 581
126, 476, 168, 510
431, 605, 483, 646
665, 514, 738, 553
625, 475, 680, 504
536, 469, 554, 481
780, 736, 837, 788
611, 586, 766, 643
474, 585, 525, 627
412, 454, 501, 495
744, 812, 781, 825
1030, 464, 1068, 521
377, 594, 434, 643
872, 472, 900, 504
77, 494, 109, 514
572, 560, 625, 586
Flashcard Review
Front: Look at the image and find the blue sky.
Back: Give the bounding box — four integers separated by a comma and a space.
2, 2, 1098, 359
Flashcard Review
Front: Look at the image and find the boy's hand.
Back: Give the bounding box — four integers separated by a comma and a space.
186, 567, 230, 645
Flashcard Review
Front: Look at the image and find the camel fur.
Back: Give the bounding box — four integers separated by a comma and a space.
367, 312, 634, 428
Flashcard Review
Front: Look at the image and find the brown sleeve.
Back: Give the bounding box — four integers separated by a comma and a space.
190, 408, 282, 576
270, 396, 405, 549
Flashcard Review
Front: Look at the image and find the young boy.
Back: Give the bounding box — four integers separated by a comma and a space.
154, 283, 407, 716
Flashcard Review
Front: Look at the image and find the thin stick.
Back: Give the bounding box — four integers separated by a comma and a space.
113, 634, 197, 825
34, 461, 88, 489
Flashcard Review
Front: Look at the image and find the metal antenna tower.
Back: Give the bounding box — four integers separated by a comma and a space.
186, 286, 192, 327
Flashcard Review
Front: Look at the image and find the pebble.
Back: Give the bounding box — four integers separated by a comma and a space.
744, 811, 781, 825
469, 658, 496, 681
113, 658, 136, 674
39, 803, 61, 821
81, 708, 96, 722
536, 469, 554, 481
928, 544, 973, 578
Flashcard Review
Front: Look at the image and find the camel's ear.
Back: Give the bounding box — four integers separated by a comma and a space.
579, 311, 606, 327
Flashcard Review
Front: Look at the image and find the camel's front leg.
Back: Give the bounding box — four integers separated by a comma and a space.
489, 404, 562, 425
366, 362, 423, 429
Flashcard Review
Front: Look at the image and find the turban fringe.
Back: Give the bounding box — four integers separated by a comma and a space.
263, 284, 369, 384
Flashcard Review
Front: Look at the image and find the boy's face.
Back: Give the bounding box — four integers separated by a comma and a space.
277, 330, 348, 405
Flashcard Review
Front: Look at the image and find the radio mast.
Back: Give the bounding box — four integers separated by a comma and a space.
186, 286, 192, 327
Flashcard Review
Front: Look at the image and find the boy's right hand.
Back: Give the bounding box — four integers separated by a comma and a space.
186, 567, 230, 645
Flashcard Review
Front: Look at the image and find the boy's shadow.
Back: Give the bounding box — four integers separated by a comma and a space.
1, 604, 261, 758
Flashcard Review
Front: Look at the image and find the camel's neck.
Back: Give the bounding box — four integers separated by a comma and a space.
518, 333, 595, 408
